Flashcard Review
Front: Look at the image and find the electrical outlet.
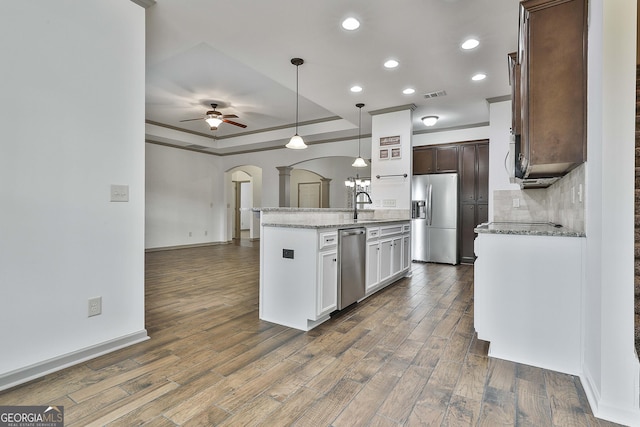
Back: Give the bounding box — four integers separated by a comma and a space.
189, 231, 192, 237
110, 184, 129, 202
382, 199, 396, 207
512, 198, 520, 208
88, 297, 102, 317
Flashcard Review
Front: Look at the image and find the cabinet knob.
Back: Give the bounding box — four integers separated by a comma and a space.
333, 258, 337, 262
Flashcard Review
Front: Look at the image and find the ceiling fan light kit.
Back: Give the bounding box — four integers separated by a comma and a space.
352, 103, 367, 167
286, 57, 308, 150
179, 103, 246, 131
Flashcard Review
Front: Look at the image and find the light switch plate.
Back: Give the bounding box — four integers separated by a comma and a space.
110, 184, 129, 202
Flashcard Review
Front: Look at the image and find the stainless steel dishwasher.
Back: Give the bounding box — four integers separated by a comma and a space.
338, 228, 366, 310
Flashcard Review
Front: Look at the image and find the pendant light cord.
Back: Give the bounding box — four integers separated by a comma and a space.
295, 64, 299, 134
357, 105, 362, 157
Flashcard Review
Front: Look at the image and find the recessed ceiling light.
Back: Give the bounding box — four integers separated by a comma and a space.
342, 17, 360, 31
472, 73, 487, 81
384, 59, 399, 69
350, 85, 363, 93
403, 88, 415, 95
421, 116, 439, 126
461, 38, 480, 50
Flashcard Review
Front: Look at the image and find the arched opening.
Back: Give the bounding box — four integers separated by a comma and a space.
225, 165, 262, 242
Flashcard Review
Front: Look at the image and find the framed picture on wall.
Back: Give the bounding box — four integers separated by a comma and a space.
391, 147, 401, 159
379, 148, 389, 160
380, 135, 400, 146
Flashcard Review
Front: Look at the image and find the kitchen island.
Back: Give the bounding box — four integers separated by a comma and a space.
259, 208, 410, 331
474, 222, 586, 375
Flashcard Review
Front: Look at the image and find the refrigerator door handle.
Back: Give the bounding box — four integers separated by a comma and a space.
427, 184, 433, 226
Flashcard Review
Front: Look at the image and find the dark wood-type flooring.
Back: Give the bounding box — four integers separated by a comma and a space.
0, 241, 623, 426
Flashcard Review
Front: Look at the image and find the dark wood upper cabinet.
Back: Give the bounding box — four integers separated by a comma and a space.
435, 146, 458, 173
413, 148, 435, 174
477, 144, 489, 203
413, 146, 458, 175
518, 0, 587, 179
460, 145, 476, 202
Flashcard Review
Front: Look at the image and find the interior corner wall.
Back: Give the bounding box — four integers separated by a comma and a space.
370, 109, 413, 210
0, 1, 147, 389
488, 100, 520, 221
582, 0, 640, 424
145, 143, 226, 248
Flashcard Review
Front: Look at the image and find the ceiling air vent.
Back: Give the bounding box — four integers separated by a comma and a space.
424, 90, 447, 99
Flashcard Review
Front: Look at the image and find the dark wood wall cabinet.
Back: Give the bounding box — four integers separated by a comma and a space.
413, 146, 458, 175
459, 142, 489, 264
413, 140, 488, 264
514, 0, 587, 180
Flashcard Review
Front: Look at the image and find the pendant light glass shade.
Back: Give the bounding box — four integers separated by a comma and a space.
286, 134, 306, 149
352, 156, 367, 167
352, 103, 367, 167
287, 58, 307, 149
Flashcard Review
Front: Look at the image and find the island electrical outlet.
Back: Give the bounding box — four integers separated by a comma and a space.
88, 297, 102, 317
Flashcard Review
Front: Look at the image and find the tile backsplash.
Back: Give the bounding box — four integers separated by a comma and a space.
492, 163, 585, 233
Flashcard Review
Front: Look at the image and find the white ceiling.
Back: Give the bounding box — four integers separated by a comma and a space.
145, 0, 519, 154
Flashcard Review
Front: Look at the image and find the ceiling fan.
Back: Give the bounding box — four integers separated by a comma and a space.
179, 103, 247, 130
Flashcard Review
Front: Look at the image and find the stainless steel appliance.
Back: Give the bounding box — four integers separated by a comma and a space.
338, 228, 366, 309
411, 173, 459, 264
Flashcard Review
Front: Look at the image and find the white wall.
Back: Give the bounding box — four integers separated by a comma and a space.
488, 101, 520, 221
371, 109, 413, 210
146, 144, 225, 248
413, 125, 490, 147
0, 1, 147, 389
581, 0, 640, 424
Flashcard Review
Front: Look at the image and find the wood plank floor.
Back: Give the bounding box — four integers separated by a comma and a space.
0, 241, 624, 426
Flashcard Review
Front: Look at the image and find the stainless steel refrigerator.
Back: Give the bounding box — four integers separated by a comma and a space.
411, 173, 458, 264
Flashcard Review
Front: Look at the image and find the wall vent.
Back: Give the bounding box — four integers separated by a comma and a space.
424, 90, 447, 99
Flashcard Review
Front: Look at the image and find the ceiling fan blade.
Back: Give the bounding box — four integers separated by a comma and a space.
179, 118, 203, 122
221, 114, 238, 119
223, 119, 247, 128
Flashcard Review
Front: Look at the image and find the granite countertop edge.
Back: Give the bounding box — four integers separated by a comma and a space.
262, 218, 409, 229
474, 222, 586, 237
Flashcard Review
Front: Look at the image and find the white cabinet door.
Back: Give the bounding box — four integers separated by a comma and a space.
391, 237, 402, 275
317, 250, 338, 317
402, 234, 411, 270
379, 239, 393, 282
366, 240, 380, 292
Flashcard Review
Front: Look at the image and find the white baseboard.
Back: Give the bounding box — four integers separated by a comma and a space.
581, 362, 640, 427
0, 330, 149, 392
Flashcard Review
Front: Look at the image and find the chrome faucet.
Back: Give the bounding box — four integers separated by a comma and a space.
354, 190, 373, 220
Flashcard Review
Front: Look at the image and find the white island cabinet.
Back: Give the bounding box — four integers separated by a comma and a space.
260, 226, 336, 331
474, 223, 586, 375
259, 209, 410, 331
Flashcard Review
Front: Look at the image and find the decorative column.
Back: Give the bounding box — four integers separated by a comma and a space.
320, 178, 331, 208
276, 166, 293, 207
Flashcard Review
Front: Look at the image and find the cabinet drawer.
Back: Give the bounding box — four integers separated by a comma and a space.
319, 231, 338, 249
367, 227, 380, 240
380, 225, 403, 237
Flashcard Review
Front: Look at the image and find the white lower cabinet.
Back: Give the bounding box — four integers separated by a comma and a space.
261, 221, 410, 331
402, 234, 411, 270
317, 249, 338, 317
366, 240, 380, 293
365, 223, 410, 296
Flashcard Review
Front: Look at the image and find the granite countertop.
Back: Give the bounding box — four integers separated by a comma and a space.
262, 218, 409, 229
474, 222, 585, 237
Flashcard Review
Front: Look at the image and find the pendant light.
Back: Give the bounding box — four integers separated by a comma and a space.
286, 58, 307, 149
352, 103, 367, 167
